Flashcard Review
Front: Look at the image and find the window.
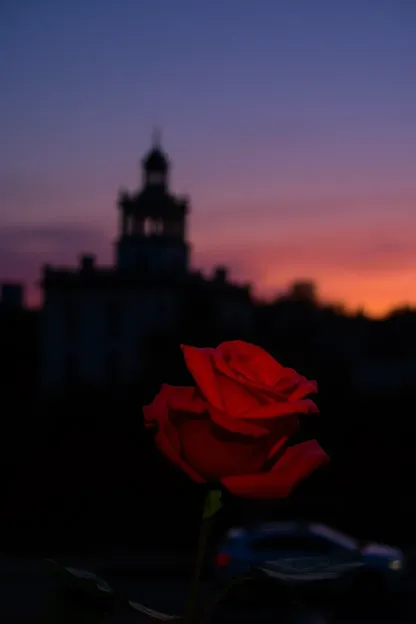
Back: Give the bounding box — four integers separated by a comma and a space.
155, 219, 164, 234
144, 218, 153, 235
144, 217, 164, 236
148, 172, 164, 185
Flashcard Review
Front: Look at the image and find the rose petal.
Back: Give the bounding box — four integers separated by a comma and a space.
181, 345, 272, 416
208, 405, 269, 438
212, 356, 287, 401
266, 417, 300, 461
213, 353, 316, 405
181, 345, 224, 410
146, 383, 270, 438
221, 440, 329, 499
181, 343, 319, 421
154, 426, 206, 483
215, 341, 286, 386
167, 387, 207, 414
176, 415, 269, 480
289, 380, 318, 401
236, 398, 319, 420
275, 368, 306, 384
143, 384, 205, 424
144, 385, 207, 483
143, 384, 173, 426
214, 373, 269, 415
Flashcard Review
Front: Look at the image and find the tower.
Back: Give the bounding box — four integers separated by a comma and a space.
115, 134, 190, 275
142, 128, 169, 189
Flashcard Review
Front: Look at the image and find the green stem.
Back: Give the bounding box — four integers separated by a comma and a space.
183, 490, 221, 624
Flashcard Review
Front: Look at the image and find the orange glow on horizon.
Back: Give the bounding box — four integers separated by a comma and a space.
9, 193, 416, 321
256, 274, 415, 319
193, 211, 416, 320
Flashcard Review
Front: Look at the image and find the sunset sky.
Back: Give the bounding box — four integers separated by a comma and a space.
1, 0, 416, 316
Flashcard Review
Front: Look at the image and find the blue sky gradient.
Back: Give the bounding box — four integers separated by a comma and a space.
1, 0, 416, 314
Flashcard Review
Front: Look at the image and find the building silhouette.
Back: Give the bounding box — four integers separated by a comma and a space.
0, 282, 37, 396
40, 136, 252, 392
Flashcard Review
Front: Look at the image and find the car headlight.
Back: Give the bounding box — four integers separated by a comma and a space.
388, 559, 402, 571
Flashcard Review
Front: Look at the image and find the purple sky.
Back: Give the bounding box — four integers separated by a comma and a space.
1, 0, 416, 315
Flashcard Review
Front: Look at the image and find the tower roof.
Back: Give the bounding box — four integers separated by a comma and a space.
142, 129, 169, 172
142, 147, 169, 172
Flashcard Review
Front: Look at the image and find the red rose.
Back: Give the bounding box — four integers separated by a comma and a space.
143, 341, 329, 499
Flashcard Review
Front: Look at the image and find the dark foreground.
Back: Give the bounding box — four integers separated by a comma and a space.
0, 554, 415, 623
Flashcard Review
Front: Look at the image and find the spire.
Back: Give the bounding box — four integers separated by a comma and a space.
151, 126, 162, 149
141, 128, 169, 187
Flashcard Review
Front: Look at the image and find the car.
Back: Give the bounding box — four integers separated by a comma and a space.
214, 521, 405, 597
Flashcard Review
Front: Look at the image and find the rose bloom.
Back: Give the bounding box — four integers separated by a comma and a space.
143, 341, 329, 499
